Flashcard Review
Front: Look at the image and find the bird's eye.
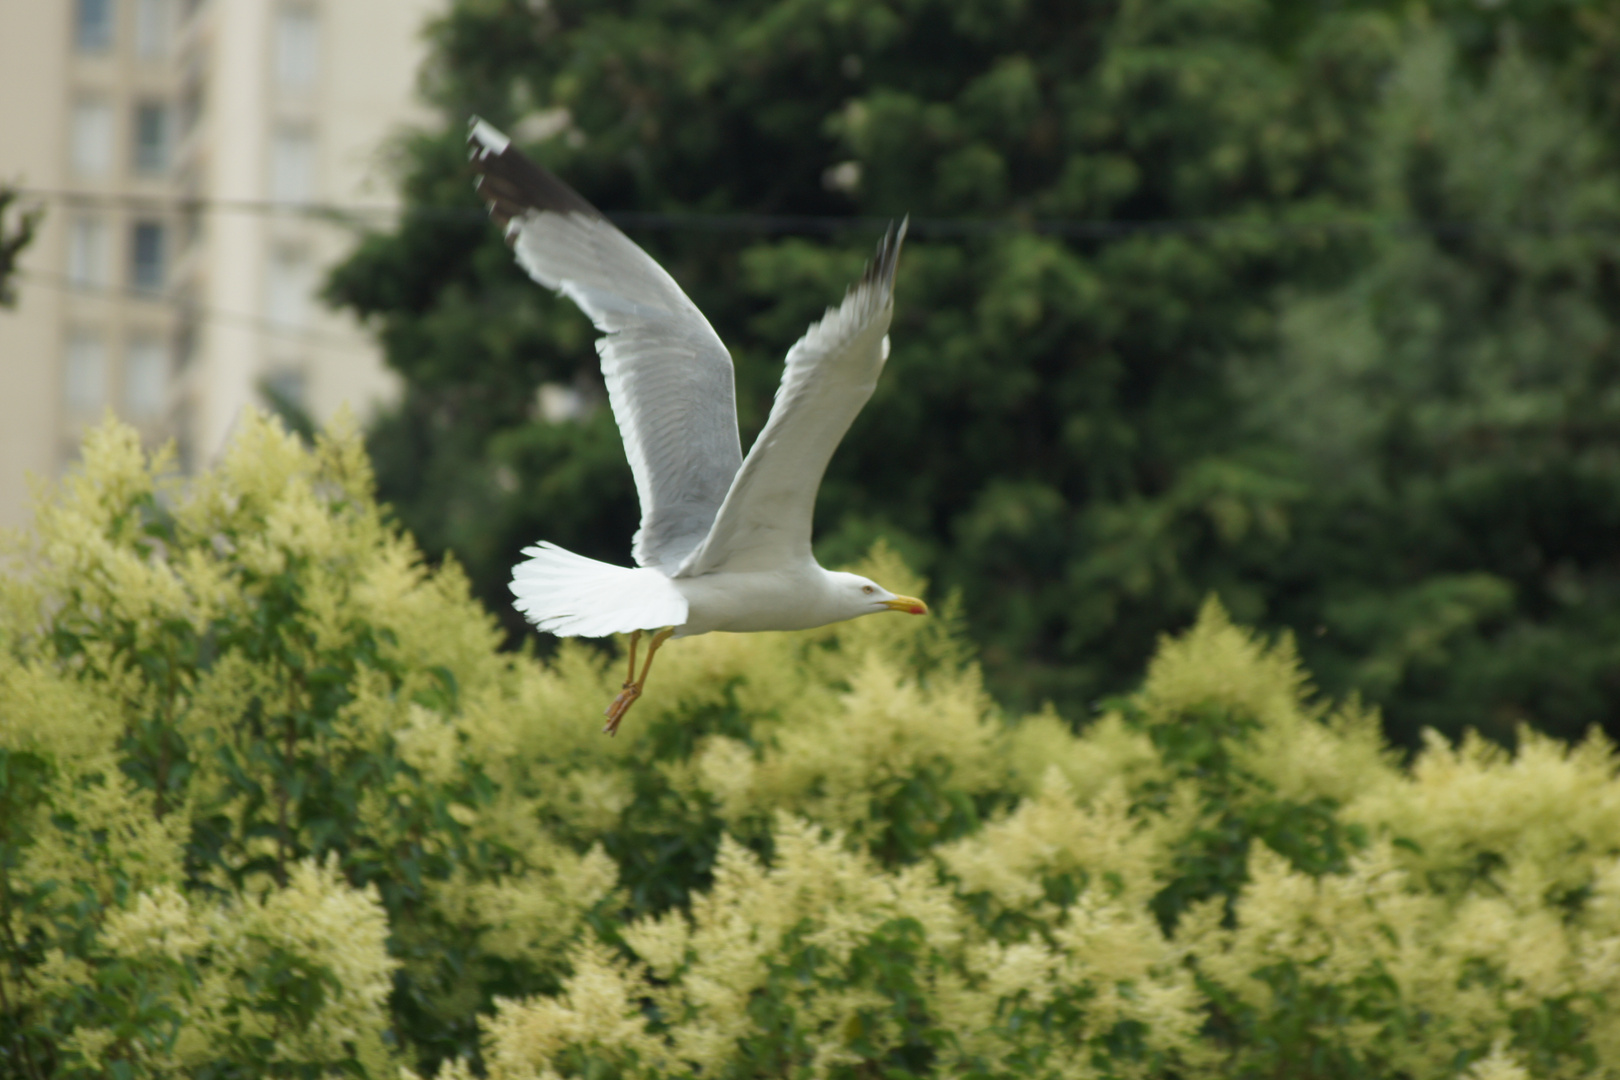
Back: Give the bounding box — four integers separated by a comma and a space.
862, 585, 875, 595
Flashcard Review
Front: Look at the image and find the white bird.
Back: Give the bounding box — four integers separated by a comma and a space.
469, 118, 927, 734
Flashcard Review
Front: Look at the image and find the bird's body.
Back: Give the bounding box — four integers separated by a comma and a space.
468, 117, 925, 730
510, 544, 916, 638
684, 564, 927, 636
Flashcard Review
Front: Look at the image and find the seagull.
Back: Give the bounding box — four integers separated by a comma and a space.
468, 118, 927, 734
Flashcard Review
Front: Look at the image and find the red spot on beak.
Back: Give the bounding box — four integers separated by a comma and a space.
908, 604, 926, 615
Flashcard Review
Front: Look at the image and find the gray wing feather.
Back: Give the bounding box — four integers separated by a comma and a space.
678, 220, 907, 578
469, 118, 742, 572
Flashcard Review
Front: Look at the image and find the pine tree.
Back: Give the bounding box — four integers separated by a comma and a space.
1243, 30, 1620, 744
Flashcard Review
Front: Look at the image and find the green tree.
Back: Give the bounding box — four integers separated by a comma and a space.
0, 187, 41, 309
328, 0, 1388, 704
1241, 31, 1620, 744
327, 0, 1620, 744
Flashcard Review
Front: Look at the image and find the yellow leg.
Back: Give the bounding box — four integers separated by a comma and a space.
603, 627, 675, 736
622, 629, 641, 689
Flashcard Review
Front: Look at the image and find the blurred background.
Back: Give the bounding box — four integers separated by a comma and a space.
3, 0, 1619, 751
0, 0, 441, 492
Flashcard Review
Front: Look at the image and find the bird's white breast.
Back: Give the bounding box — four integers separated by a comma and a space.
673, 563, 844, 636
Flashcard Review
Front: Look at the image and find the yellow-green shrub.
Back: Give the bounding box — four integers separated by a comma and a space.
3, 415, 1618, 1079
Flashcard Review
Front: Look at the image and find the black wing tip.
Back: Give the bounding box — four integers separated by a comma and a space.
860, 215, 909, 294
466, 114, 603, 237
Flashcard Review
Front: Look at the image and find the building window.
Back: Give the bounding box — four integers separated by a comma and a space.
134, 0, 170, 58
269, 126, 315, 202
274, 7, 318, 89
131, 221, 166, 292
70, 101, 115, 178
67, 217, 111, 290
75, 0, 115, 53
65, 331, 109, 415
264, 249, 314, 328
134, 102, 172, 174
125, 338, 170, 419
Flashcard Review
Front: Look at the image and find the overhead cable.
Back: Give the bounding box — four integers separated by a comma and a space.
15, 187, 1620, 239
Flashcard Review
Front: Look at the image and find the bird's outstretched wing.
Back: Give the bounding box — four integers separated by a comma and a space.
677, 220, 907, 578
469, 118, 742, 573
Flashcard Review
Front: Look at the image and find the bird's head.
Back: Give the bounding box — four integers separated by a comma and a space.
827, 571, 929, 620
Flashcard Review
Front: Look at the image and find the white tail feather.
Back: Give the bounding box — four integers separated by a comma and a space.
510, 542, 688, 637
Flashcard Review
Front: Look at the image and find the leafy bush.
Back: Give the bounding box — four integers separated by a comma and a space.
3, 415, 1619, 1078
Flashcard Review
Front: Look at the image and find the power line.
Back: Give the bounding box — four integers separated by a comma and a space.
15, 187, 1620, 238
18, 188, 408, 225
15, 268, 364, 351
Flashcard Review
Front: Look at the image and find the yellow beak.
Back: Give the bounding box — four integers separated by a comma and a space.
882, 595, 929, 616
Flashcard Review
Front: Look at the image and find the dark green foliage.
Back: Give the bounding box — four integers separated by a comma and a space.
0, 187, 41, 308
1245, 32, 1620, 746
325, 0, 1620, 748
1136, 699, 1369, 933
0, 750, 57, 1079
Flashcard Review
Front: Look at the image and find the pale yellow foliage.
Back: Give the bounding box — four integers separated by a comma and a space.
19, 768, 190, 913
1140, 596, 1309, 729
1143, 598, 1401, 806
1004, 705, 1166, 800
477, 819, 937, 1078
657, 819, 943, 1075
1578, 858, 1620, 1068
475, 807, 1210, 1080
462, 595, 1620, 1080
12, 415, 1620, 1079
938, 769, 1180, 912
1465, 1043, 1531, 1080
177, 859, 399, 1072
479, 940, 668, 1080
43, 859, 399, 1075
0, 651, 124, 783
1179, 835, 1620, 1076
0, 414, 607, 1074
99, 884, 206, 962
1346, 725, 1620, 897
435, 841, 618, 968
689, 654, 1002, 833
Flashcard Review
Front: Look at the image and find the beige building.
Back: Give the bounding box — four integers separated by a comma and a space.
0, 0, 443, 530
